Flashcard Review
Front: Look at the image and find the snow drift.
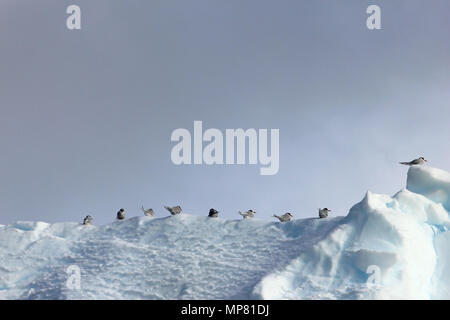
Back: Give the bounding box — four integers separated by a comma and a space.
0, 166, 449, 299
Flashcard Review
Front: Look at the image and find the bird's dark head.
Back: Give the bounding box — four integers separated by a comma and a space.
420, 157, 427, 162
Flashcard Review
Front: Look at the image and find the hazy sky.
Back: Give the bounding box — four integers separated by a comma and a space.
1, 0, 449, 225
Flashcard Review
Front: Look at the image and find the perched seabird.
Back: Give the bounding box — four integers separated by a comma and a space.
82, 215, 93, 225
399, 157, 427, 166
239, 210, 256, 219
208, 208, 219, 218
318, 208, 331, 219
141, 206, 154, 217
117, 208, 126, 220
164, 205, 182, 215
273, 212, 293, 222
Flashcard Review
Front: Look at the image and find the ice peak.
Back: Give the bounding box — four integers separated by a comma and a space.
407, 165, 450, 211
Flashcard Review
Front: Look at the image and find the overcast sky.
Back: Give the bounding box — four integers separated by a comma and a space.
1, 0, 449, 225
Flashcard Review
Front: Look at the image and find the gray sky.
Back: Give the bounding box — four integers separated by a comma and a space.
1, 0, 449, 225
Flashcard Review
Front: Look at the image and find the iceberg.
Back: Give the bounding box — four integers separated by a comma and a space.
254, 166, 450, 299
0, 166, 448, 299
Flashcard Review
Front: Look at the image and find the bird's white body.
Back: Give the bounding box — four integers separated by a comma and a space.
141, 206, 154, 217
165, 205, 182, 215
83, 215, 93, 225
273, 213, 293, 222
117, 209, 126, 220
318, 208, 330, 219
400, 157, 427, 166
239, 210, 256, 219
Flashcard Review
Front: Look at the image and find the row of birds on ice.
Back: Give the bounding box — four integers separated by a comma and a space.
82, 207, 307, 225
82, 157, 428, 226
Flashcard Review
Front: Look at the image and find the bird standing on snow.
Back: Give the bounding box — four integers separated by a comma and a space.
164, 205, 182, 215
83, 215, 93, 225
239, 210, 256, 219
208, 208, 219, 218
141, 206, 154, 217
399, 157, 427, 166
318, 208, 331, 219
117, 208, 126, 220
273, 212, 293, 222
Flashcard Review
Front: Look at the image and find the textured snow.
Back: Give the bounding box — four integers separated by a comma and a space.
0, 215, 340, 299
0, 166, 449, 299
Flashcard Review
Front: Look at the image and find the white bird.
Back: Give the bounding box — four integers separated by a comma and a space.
141, 206, 154, 217
82, 215, 93, 225
273, 212, 293, 222
399, 157, 427, 166
319, 208, 331, 219
239, 210, 256, 219
164, 205, 182, 215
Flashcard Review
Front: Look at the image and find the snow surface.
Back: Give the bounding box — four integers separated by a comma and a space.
0, 166, 449, 299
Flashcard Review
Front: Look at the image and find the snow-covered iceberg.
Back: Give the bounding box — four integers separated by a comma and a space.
0, 166, 449, 299
254, 166, 450, 299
